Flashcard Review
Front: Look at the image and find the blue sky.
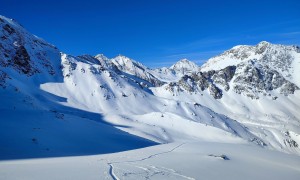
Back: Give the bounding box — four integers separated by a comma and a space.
1, 0, 300, 67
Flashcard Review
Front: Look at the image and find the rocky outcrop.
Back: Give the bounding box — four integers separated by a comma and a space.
163, 66, 236, 99
233, 60, 299, 99
212, 66, 236, 91
0, 70, 10, 88
0, 16, 61, 82
164, 57, 298, 99
10, 45, 36, 75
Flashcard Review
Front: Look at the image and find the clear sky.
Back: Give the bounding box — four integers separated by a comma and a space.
1, 0, 300, 67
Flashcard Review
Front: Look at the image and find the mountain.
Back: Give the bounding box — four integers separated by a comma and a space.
110, 55, 164, 86
152, 41, 300, 154
201, 41, 300, 85
1, 15, 300, 179
0, 16, 62, 88
170, 58, 199, 74
150, 59, 199, 83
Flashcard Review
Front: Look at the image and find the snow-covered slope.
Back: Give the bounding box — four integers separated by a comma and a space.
1, 14, 300, 180
41, 53, 263, 145
0, 15, 156, 160
0, 15, 62, 88
2, 142, 300, 180
152, 41, 300, 155
110, 55, 164, 86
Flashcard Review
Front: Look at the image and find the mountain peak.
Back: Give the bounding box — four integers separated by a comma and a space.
257, 40, 270, 45
111, 55, 148, 72
170, 59, 199, 73
114, 54, 131, 60
95, 54, 109, 61
256, 41, 271, 48
0, 15, 61, 80
178, 58, 190, 62
112, 55, 139, 66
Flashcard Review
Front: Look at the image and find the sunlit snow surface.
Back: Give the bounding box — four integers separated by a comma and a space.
1, 142, 300, 180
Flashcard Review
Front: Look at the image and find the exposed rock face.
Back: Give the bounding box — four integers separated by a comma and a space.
62, 54, 78, 78
191, 72, 209, 91
233, 60, 299, 99
3, 24, 16, 35
0, 70, 10, 88
178, 75, 197, 92
163, 66, 235, 99
11, 45, 36, 75
212, 66, 236, 91
161, 41, 300, 99
280, 83, 299, 95
202, 41, 300, 80
163, 58, 298, 99
283, 131, 299, 148
0, 15, 61, 86
208, 83, 222, 99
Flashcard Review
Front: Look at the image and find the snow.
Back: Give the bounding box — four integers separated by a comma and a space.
170, 58, 199, 74
1, 142, 300, 180
291, 51, 300, 86
1, 15, 300, 180
0, 88, 157, 160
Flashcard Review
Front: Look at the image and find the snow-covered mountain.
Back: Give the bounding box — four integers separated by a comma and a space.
153, 41, 300, 154
0, 16, 62, 86
1, 15, 300, 180
202, 41, 300, 85
170, 58, 199, 74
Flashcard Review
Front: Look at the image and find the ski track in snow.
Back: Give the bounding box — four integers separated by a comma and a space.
108, 164, 120, 180
105, 143, 195, 180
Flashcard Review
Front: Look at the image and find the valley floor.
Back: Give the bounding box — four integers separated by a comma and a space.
1, 141, 300, 180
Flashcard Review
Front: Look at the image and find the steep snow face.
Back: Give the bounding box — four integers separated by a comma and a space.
94, 53, 111, 68
111, 55, 148, 75
0, 15, 62, 88
111, 55, 164, 86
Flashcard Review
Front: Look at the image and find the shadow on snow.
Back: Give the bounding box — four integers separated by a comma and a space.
0, 89, 158, 161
